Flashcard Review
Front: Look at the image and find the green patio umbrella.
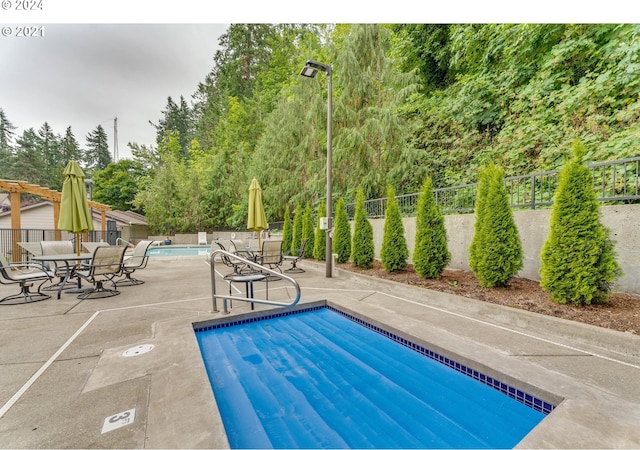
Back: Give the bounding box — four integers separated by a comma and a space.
247, 177, 268, 247
57, 160, 94, 255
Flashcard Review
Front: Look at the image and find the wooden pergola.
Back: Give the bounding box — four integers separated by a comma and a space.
0, 179, 112, 261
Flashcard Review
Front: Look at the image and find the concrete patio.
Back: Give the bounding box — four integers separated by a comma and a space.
0, 253, 639, 448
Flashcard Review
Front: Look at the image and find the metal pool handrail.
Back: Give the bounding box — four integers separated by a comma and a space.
210, 248, 301, 314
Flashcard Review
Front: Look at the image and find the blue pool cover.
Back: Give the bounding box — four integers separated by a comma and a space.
196, 307, 546, 449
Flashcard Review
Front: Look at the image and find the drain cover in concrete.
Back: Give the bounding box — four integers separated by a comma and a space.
122, 344, 154, 357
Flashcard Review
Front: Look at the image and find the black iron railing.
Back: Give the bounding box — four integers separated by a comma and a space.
346, 156, 640, 218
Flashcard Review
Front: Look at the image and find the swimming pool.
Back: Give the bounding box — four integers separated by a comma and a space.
195, 305, 551, 449
147, 245, 210, 257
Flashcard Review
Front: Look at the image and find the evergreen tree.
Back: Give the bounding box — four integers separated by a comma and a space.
84, 125, 111, 171
313, 202, 326, 260
290, 204, 303, 256
333, 197, 351, 263
281, 204, 292, 255
413, 177, 450, 279
37, 122, 60, 180
380, 185, 408, 272
0, 108, 16, 175
469, 163, 523, 287
151, 96, 194, 162
301, 203, 315, 258
351, 188, 375, 269
12, 128, 47, 186
469, 165, 491, 274
540, 139, 621, 305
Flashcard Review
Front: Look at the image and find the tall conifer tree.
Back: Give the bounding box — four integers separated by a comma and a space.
351, 188, 375, 269
380, 185, 408, 272
333, 197, 351, 263
413, 177, 450, 279
469, 163, 523, 287
540, 139, 621, 304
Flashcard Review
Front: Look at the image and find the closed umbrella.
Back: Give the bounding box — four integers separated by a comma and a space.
247, 177, 268, 247
58, 160, 94, 255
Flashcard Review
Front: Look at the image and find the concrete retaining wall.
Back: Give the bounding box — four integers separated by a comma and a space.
367, 204, 640, 295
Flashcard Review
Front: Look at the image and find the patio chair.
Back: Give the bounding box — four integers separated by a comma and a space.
214, 241, 251, 279
18, 242, 43, 260
82, 241, 109, 254
198, 232, 208, 245
40, 240, 76, 290
115, 240, 153, 286
283, 237, 309, 274
257, 240, 283, 281
0, 254, 54, 304
75, 245, 128, 299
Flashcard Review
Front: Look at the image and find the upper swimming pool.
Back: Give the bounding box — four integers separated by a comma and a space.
147, 245, 210, 257
195, 305, 551, 449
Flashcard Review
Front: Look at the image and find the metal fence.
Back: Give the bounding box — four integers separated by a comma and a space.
346, 156, 640, 218
0, 229, 120, 261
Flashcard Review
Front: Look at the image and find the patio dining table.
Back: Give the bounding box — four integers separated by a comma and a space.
32, 253, 93, 299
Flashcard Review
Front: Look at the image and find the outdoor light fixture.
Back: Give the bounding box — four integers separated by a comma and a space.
300, 59, 333, 277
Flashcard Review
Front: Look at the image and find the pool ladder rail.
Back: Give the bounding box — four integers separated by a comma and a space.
209, 248, 301, 314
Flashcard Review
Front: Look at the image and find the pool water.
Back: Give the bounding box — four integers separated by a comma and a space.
147, 245, 210, 257
196, 307, 547, 449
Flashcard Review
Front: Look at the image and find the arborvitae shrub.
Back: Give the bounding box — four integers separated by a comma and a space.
469, 165, 491, 274
281, 204, 292, 255
290, 204, 302, 255
301, 203, 315, 258
380, 185, 408, 272
313, 202, 326, 260
413, 177, 450, 279
351, 188, 375, 269
469, 163, 523, 287
540, 139, 621, 305
333, 197, 351, 263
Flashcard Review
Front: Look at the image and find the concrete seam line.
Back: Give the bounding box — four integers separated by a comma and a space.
384, 293, 640, 371
0, 311, 101, 419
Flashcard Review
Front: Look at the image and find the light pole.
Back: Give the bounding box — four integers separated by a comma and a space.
300, 59, 333, 277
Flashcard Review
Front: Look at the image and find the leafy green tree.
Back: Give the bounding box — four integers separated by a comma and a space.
281, 204, 293, 255
301, 203, 315, 258
92, 159, 144, 212
380, 185, 408, 272
313, 202, 326, 260
84, 125, 111, 171
469, 163, 523, 287
290, 204, 303, 256
351, 188, 375, 269
540, 139, 621, 305
333, 197, 351, 263
413, 177, 450, 279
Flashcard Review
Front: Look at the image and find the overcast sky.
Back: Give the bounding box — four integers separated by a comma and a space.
0, 23, 227, 160
1, 2, 635, 162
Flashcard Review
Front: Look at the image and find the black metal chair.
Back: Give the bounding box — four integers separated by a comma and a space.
283, 237, 309, 273
0, 254, 53, 304
215, 241, 250, 279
